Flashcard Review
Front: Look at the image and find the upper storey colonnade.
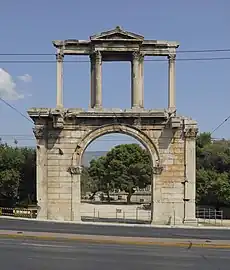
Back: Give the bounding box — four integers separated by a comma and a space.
53, 26, 179, 112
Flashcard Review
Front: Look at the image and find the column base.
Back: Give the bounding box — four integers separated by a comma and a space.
183, 218, 198, 226
92, 105, 103, 110
167, 107, 176, 115
131, 106, 144, 111
151, 216, 183, 226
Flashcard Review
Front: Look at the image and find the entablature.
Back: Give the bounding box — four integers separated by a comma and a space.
53, 26, 179, 57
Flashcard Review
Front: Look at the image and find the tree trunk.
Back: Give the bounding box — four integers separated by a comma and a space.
106, 190, 111, 202
127, 192, 132, 204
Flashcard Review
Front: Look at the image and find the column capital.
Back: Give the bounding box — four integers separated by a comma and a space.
168, 53, 176, 61
89, 53, 95, 62
95, 51, 102, 62
68, 165, 83, 175
139, 52, 145, 62
184, 127, 199, 138
132, 51, 140, 60
132, 52, 145, 62
152, 165, 163, 175
33, 124, 46, 139
56, 53, 64, 62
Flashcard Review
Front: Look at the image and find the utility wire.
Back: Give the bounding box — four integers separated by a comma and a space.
1, 48, 230, 56
211, 115, 230, 135
0, 97, 33, 124
0, 94, 229, 139
0, 57, 230, 63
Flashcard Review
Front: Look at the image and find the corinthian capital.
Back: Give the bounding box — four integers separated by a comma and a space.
95, 51, 102, 62
184, 127, 198, 138
33, 125, 45, 139
56, 53, 64, 62
132, 51, 140, 60
168, 53, 176, 61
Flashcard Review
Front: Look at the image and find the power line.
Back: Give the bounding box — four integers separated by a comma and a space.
211, 115, 230, 135
177, 49, 230, 53
0, 57, 230, 64
1, 48, 230, 56
0, 97, 33, 124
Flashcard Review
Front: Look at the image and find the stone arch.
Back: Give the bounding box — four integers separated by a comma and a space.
71, 124, 160, 167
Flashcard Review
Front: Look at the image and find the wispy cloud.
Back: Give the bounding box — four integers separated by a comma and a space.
17, 73, 32, 83
0, 68, 25, 100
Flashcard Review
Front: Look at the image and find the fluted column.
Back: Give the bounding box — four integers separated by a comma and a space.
168, 54, 176, 112
90, 54, 96, 108
56, 52, 64, 108
131, 52, 141, 108
95, 51, 102, 108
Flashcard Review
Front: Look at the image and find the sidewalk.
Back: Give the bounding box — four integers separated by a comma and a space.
2, 215, 230, 230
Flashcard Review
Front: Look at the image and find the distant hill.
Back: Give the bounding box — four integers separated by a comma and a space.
82, 151, 107, 167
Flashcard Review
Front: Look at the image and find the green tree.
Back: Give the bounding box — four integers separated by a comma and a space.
87, 157, 112, 200
0, 142, 25, 206
18, 147, 36, 206
196, 132, 230, 207
87, 144, 152, 203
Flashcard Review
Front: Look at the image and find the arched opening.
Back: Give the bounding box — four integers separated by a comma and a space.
73, 124, 159, 224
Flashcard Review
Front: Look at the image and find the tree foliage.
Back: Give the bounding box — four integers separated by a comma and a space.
196, 133, 230, 207
0, 141, 36, 207
86, 144, 152, 203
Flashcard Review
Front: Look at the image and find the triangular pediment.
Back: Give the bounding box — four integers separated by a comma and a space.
90, 26, 144, 41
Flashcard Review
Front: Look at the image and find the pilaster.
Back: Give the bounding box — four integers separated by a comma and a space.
68, 165, 82, 222
33, 124, 48, 219
183, 121, 198, 225
151, 164, 163, 224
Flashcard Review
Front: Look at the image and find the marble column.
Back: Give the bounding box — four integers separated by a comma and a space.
94, 51, 102, 108
168, 54, 176, 112
131, 52, 141, 108
56, 53, 64, 108
139, 54, 144, 108
90, 54, 96, 108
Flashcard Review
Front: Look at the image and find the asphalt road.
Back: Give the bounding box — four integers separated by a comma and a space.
1, 218, 230, 240
0, 237, 229, 270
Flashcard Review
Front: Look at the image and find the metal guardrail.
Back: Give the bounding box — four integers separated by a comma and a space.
196, 208, 223, 226
0, 207, 37, 218
81, 207, 151, 224
0, 206, 225, 226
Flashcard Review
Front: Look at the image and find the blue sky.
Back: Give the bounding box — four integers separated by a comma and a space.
0, 1, 229, 151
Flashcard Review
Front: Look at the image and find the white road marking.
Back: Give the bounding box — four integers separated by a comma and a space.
21, 243, 72, 248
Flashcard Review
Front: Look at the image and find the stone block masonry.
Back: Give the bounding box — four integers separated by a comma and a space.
28, 27, 198, 225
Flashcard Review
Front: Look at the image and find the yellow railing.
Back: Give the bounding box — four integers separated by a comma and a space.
0, 207, 37, 218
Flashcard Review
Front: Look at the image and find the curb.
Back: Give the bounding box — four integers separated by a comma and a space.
1, 230, 230, 249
